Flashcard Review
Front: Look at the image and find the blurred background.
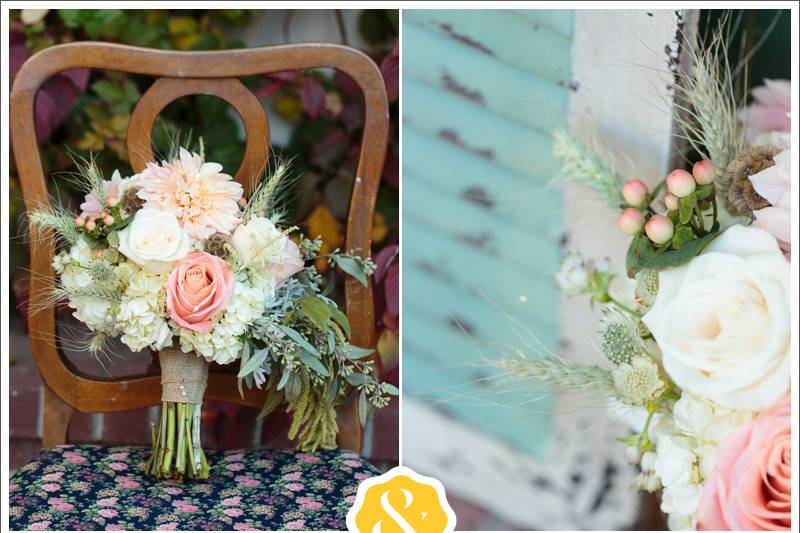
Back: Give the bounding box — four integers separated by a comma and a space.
9, 9, 398, 472
401, 8, 790, 530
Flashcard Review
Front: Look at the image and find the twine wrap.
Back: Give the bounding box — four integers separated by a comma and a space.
159, 348, 209, 404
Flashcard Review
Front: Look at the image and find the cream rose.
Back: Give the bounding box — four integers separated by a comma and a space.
118, 209, 191, 273
642, 225, 789, 410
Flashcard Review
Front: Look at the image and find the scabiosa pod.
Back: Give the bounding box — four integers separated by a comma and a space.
600, 308, 644, 365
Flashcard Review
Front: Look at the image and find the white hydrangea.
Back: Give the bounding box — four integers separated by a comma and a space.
178, 275, 275, 365
53, 238, 117, 333
117, 266, 172, 352
646, 393, 755, 528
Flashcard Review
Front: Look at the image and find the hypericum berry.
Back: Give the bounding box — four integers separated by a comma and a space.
103, 214, 115, 226
666, 169, 696, 198
106, 195, 119, 207
664, 193, 679, 211
622, 179, 649, 207
75, 215, 86, 227
85, 218, 96, 231
692, 160, 717, 185
618, 208, 645, 235
645, 214, 674, 244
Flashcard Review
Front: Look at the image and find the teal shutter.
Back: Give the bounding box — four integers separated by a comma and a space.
403, 9, 574, 456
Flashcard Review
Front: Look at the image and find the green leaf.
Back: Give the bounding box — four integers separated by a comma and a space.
298, 295, 331, 331
671, 226, 694, 249
346, 373, 370, 387
627, 231, 720, 276
237, 347, 268, 378
625, 234, 656, 277
279, 325, 319, 357
297, 349, 330, 377
276, 370, 291, 391
343, 345, 375, 360
256, 385, 284, 420
695, 184, 714, 200
678, 195, 695, 225
382, 383, 400, 395
358, 390, 369, 427
328, 303, 351, 338
285, 373, 302, 402
334, 256, 368, 287
324, 377, 340, 408
327, 330, 336, 355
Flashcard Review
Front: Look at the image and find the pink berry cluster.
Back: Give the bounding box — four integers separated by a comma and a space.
617, 160, 717, 245
74, 195, 121, 234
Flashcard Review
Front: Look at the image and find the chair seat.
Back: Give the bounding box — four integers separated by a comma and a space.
9, 444, 378, 531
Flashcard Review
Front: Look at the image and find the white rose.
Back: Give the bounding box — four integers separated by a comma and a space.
654, 436, 695, 487
118, 209, 191, 273
642, 225, 790, 410
231, 216, 289, 268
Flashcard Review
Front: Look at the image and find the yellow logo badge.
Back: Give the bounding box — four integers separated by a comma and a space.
346, 466, 456, 533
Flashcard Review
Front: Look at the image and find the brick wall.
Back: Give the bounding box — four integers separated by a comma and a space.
9, 315, 398, 472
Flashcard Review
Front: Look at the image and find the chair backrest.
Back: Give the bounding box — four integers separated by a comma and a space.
11, 42, 389, 452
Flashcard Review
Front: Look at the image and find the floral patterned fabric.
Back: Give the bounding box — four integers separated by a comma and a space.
9, 445, 378, 531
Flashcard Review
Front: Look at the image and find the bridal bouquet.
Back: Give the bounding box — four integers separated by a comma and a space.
31, 145, 397, 482
492, 25, 791, 531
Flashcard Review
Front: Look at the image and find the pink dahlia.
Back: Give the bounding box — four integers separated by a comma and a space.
740, 79, 791, 144
136, 148, 243, 240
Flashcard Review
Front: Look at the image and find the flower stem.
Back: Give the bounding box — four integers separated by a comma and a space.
147, 402, 208, 482
609, 297, 640, 318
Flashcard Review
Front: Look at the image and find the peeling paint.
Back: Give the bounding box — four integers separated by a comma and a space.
438, 129, 495, 160
461, 186, 495, 209
439, 23, 495, 57
441, 73, 486, 106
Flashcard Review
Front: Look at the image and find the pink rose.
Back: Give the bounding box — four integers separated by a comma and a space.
98, 498, 118, 506
304, 501, 323, 511
344, 459, 362, 468
233, 524, 257, 531
166, 251, 234, 332
65, 455, 86, 464
226, 462, 245, 472
41, 483, 61, 492
354, 472, 370, 480
43, 472, 64, 481
164, 487, 183, 495
105, 525, 124, 531
54, 502, 75, 511
223, 508, 244, 517
739, 79, 791, 143
157, 522, 178, 531
109, 452, 129, 460
108, 462, 128, 472
286, 520, 306, 530
698, 397, 791, 530
98, 509, 118, 518
225, 453, 245, 462
286, 482, 304, 492
296, 453, 319, 464
283, 471, 302, 481
29, 521, 52, 530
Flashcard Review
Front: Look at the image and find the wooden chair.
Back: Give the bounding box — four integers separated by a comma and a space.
10, 42, 388, 530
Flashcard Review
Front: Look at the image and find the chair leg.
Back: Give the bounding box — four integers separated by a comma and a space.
41, 385, 73, 448
336, 393, 362, 454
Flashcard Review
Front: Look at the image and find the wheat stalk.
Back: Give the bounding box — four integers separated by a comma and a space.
491, 354, 616, 396
243, 159, 294, 223
552, 130, 625, 206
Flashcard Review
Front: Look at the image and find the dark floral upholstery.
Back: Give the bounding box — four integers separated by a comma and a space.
9, 445, 378, 531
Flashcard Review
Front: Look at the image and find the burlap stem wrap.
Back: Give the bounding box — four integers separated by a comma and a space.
159, 348, 209, 404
